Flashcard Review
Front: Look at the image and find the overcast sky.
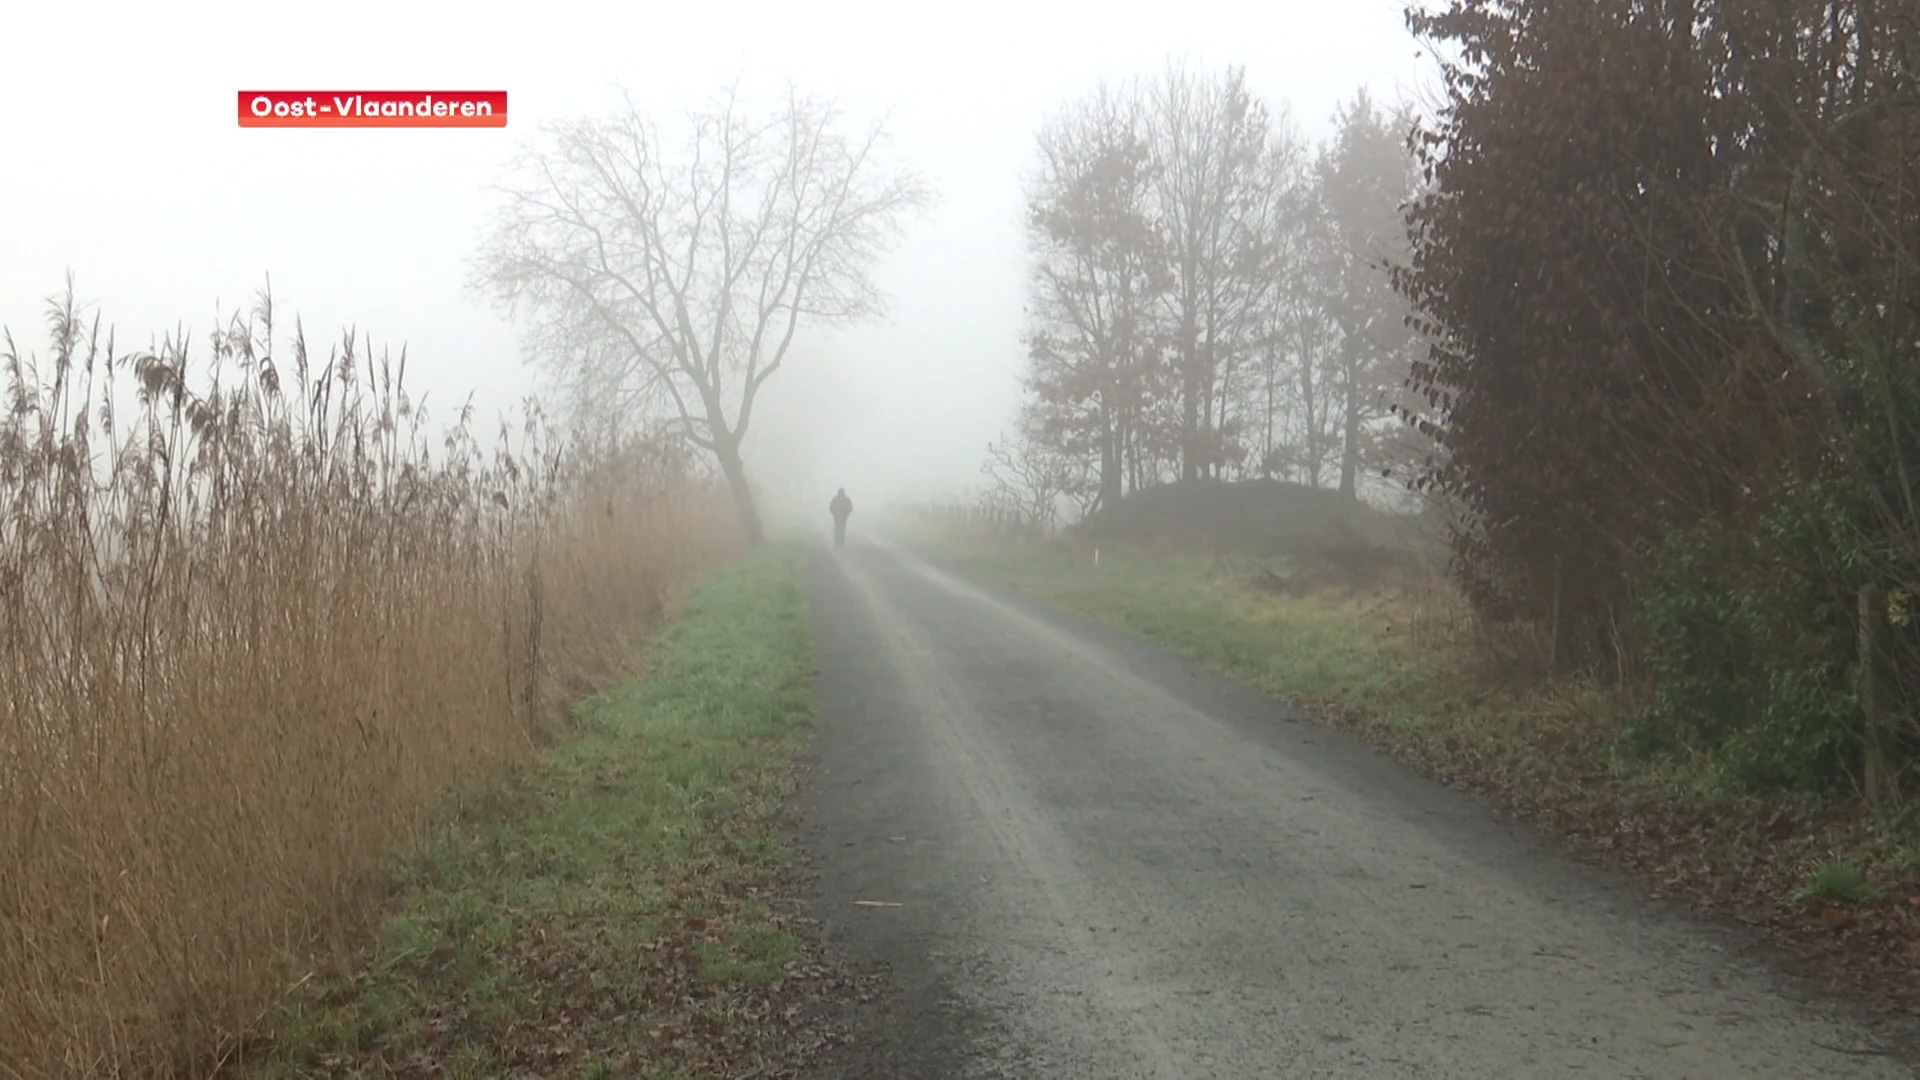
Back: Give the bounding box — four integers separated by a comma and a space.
1, 0, 1435, 527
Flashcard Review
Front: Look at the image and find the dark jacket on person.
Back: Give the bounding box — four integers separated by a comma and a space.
829, 492, 853, 520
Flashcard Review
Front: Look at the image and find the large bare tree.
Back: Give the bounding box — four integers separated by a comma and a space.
472, 82, 932, 544
1146, 62, 1291, 482
1022, 83, 1171, 514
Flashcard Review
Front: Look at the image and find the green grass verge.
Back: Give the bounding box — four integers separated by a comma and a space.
931, 545, 1746, 793
939, 547, 1445, 724
939, 544, 1719, 805
248, 546, 816, 1079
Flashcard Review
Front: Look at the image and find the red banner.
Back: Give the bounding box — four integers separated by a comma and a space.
238, 91, 507, 128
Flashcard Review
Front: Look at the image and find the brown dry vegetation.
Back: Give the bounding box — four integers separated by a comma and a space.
0, 283, 734, 1078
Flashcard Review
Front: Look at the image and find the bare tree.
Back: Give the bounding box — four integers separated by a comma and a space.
472, 81, 932, 544
1259, 283, 1345, 485
1022, 83, 1171, 513
1300, 88, 1423, 498
1146, 61, 1290, 481
1240, 119, 1320, 481
981, 403, 1095, 530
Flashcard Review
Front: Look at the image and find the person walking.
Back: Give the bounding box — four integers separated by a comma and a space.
829, 488, 853, 548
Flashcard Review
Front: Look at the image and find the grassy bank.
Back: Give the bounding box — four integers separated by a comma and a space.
932, 547, 1447, 726
936, 542, 1920, 1011
248, 546, 829, 1078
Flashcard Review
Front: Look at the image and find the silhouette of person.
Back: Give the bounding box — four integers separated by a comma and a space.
829, 488, 853, 548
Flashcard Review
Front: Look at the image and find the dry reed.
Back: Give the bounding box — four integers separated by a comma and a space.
0, 283, 734, 1078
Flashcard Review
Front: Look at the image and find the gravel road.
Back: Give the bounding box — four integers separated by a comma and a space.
797, 539, 1919, 1079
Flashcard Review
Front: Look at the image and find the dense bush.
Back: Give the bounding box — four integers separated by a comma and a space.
1400, 0, 1920, 797
1635, 479, 1866, 792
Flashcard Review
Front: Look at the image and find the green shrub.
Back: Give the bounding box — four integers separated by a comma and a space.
1634, 477, 1863, 793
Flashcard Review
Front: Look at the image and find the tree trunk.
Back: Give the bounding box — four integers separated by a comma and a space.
1261, 347, 1276, 476
1179, 315, 1201, 481
1338, 415, 1360, 497
1338, 342, 1361, 499
1180, 370, 1201, 481
1100, 417, 1124, 511
1298, 316, 1321, 487
714, 436, 765, 546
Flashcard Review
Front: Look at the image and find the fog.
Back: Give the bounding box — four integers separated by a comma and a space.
1, 0, 1432, 538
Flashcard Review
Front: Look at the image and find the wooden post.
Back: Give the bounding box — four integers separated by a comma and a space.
1858, 583, 1891, 807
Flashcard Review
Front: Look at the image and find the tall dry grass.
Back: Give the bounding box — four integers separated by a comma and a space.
0, 284, 735, 1078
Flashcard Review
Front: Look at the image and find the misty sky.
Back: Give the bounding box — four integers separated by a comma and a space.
1, 0, 1434, 527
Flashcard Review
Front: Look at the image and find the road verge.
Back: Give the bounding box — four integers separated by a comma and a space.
930, 541, 1920, 1018
247, 546, 853, 1078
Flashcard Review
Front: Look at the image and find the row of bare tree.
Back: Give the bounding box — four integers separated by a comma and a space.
465, 71, 1427, 543
981, 65, 1426, 526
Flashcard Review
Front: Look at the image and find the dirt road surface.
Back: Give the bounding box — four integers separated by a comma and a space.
797, 540, 1919, 1079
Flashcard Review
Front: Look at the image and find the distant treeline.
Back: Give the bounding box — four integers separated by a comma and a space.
986, 64, 1424, 530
